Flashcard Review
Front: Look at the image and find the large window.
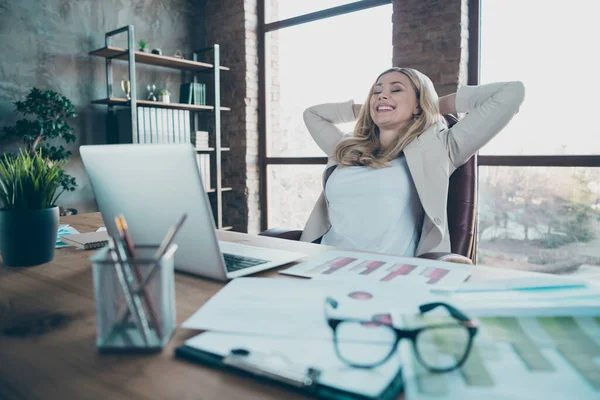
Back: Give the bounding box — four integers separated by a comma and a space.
262, 1, 393, 229
478, 0, 600, 278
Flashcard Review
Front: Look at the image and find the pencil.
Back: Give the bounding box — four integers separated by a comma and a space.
140, 213, 188, 288
115, 215, 163, 340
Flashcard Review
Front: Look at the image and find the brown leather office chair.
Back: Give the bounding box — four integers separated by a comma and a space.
260, 115, 478, 264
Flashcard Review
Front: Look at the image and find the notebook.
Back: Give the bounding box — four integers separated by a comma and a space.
60, 231, 109, 250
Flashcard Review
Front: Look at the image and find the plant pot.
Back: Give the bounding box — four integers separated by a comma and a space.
159, 94, 170, 103
0, 206, 59, 267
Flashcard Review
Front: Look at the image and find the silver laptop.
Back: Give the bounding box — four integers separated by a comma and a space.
80, 144, 305, 281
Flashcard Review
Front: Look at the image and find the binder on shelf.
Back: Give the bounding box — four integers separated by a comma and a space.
179, 82, 206, 105
179, 83, 194, 104
115, 107, 144, 144
183, 110, 191, 144
194, 83, 206, 106
195, 153, 211, 190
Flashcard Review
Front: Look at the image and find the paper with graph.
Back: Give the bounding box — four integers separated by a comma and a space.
280, 250, 472, 289
400, 315, 600, 400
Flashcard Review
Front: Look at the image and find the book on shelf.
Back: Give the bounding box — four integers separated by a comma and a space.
180, 82, 206, 105
196, 153, 211, 190
116, 107, 192, 145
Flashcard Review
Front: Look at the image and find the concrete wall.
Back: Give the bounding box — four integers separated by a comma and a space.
0, 0, 205, 212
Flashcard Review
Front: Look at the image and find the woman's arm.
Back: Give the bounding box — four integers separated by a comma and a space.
438, 93, 457, 116
303, 100, 356, 157
442, 81, 526, 168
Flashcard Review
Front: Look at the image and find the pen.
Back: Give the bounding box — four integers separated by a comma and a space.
115, 215, 163, 340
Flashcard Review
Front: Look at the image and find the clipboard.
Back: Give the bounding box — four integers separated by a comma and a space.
175, 343, 404, 400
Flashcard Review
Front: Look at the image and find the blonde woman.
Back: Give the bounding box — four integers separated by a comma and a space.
300, 67, 525, 257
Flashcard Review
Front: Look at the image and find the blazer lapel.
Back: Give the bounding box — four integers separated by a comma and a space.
404, 127, 446, 237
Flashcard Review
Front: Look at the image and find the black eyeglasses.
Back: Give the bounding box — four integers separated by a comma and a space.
324, 297, 478, 372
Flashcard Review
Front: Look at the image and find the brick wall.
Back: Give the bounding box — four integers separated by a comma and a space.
204, 0, 260, 233
392, 0, 469, 96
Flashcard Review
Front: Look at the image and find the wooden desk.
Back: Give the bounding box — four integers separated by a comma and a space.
0, 213, 538, 399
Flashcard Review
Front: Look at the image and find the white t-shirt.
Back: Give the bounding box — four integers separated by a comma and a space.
321, 156, 424, 257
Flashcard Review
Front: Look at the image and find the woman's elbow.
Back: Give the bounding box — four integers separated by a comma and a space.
507, 81, 526, 110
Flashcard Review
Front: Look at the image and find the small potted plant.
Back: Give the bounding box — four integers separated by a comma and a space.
158, 89, 171, 103
138, 40, 149, 53
0, 150, 67, 266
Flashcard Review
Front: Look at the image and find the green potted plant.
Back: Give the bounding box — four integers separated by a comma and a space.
0, 150, 67, 266
158, 89, 171, 103
1, 88, 77, 197
138, 40, 149, 53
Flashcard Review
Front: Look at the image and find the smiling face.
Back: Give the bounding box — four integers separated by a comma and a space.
369, 71, 420, 130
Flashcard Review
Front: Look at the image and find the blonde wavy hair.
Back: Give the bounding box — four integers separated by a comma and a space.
333, 67, 446, 168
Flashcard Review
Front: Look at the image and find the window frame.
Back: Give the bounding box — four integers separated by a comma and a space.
258, 0, 392, 231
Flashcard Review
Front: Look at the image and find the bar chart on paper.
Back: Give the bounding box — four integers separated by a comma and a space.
401, 316, 600, 400
280, 250, 472, 289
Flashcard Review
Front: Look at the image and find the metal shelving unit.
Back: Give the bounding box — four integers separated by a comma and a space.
89, 25, 232, 230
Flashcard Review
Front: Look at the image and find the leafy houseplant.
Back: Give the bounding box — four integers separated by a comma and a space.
138, 40, 148, 52
0, 150, 67, 266
1, 88, 77, 194
158, 89, 171, 103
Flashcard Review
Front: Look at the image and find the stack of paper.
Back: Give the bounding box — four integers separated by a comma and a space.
195, 131, 209, 149
181, 278, 443, 398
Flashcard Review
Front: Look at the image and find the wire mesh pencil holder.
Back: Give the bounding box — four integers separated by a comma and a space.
90, 244, 177, 352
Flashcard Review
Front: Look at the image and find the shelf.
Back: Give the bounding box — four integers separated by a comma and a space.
195, 147, 230, 152
207, 187, 233, 193
91, 98, 231, 111
89, 46, 230, 72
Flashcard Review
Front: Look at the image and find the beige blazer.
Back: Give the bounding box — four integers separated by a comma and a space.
299, 81, 526, 255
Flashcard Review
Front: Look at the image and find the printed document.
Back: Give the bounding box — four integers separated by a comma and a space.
399, 313, 600, 400
182, 277, 441, 338
280, 250, 472, 290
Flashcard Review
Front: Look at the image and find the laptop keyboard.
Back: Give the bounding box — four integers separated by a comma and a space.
223, 253, 269, 272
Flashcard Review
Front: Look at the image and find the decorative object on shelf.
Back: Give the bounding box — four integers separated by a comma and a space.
151, 48, 162, 55
138, 40, 149, 53
158, 89, 171, 103
1, 87, 78, 194
173, 49, 183, 59
121, 79, 131, 100
0, 150, 67, 266
146, 84, 157, 101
